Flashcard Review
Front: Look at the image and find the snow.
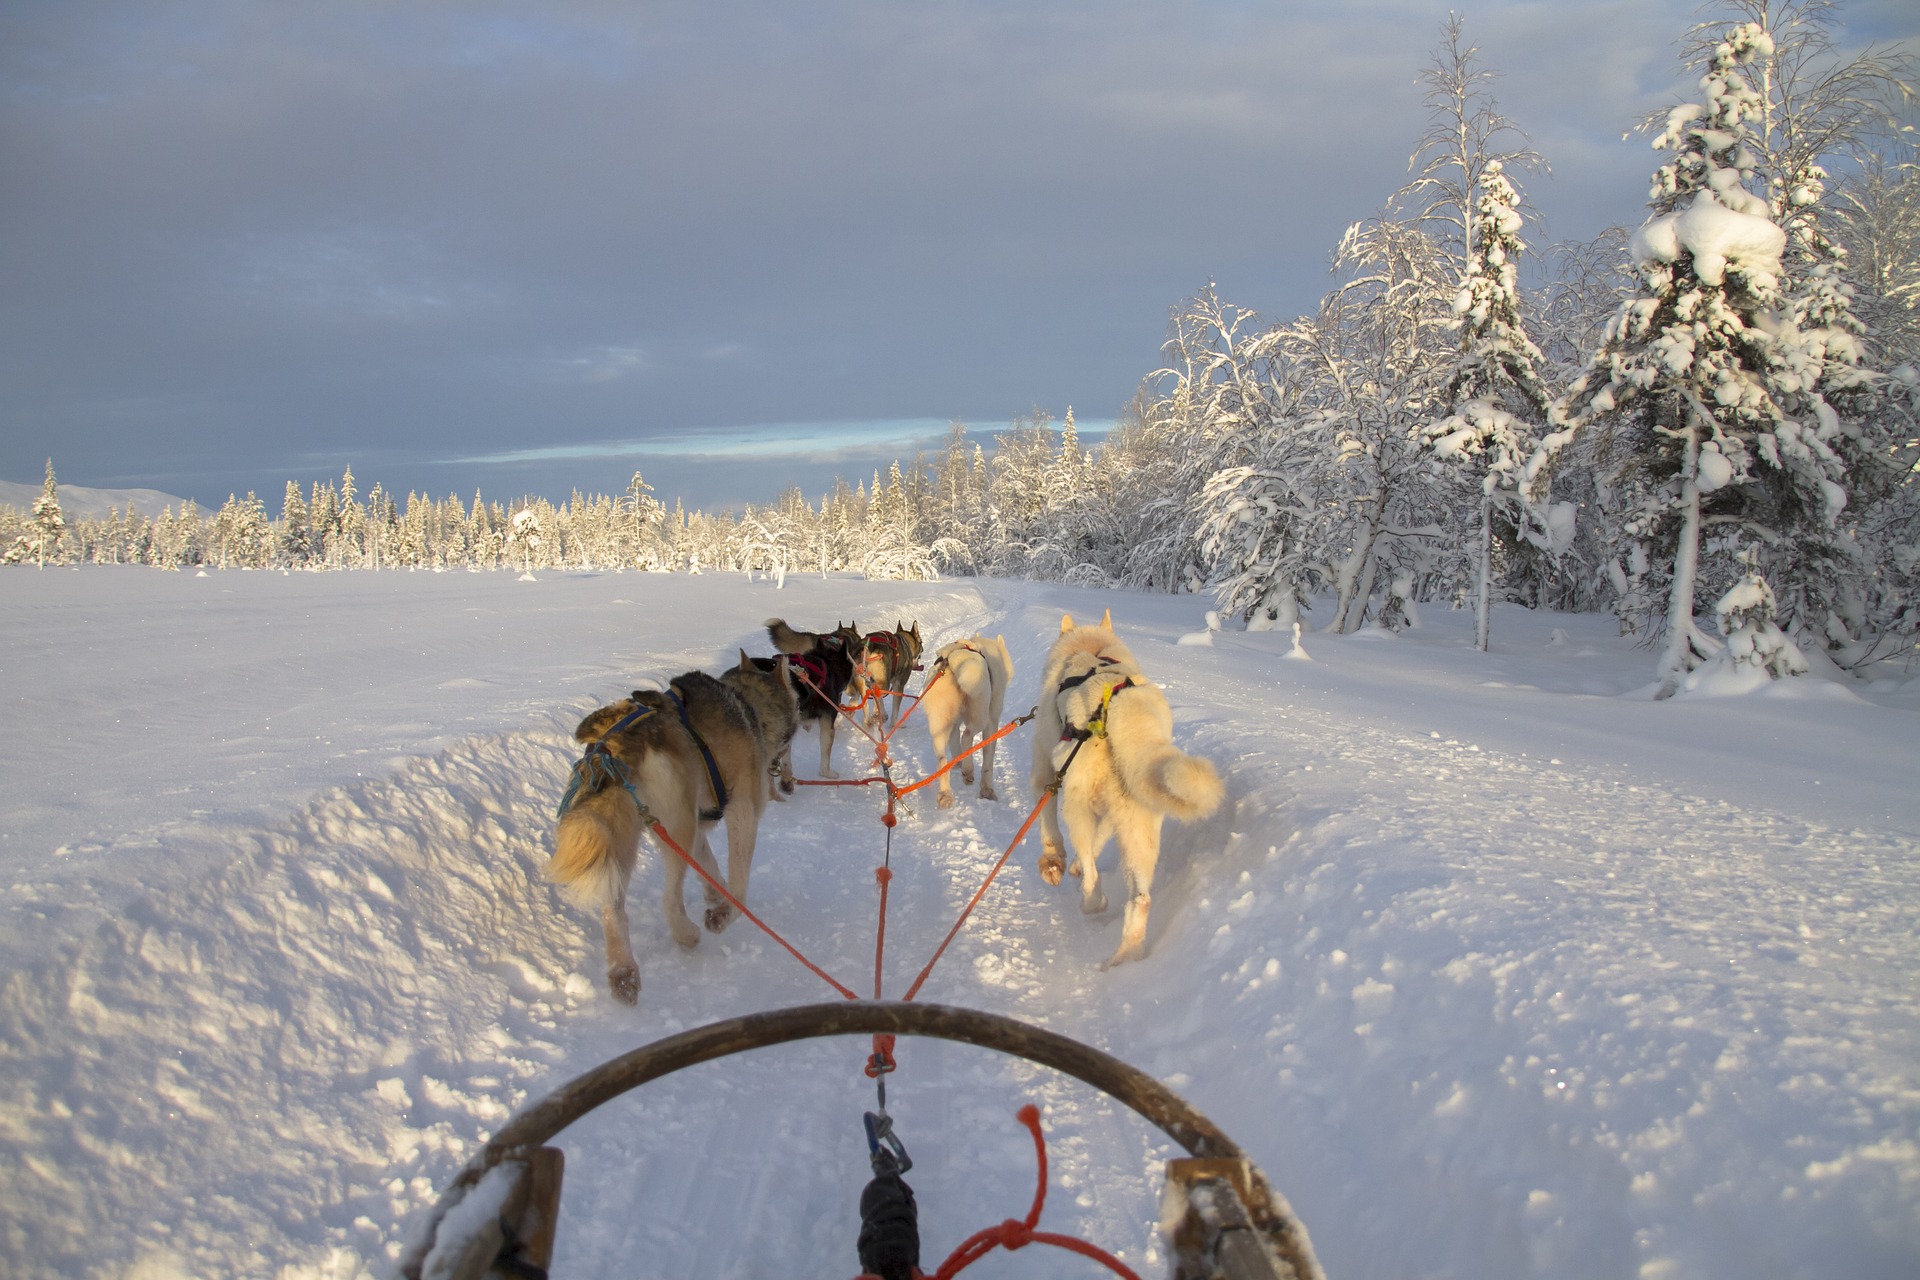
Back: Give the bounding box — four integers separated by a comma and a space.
2, 568, 1917, 1279
1630, 191, 1787, 290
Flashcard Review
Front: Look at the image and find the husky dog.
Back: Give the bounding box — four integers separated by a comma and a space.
860, 621, 924, 732
765, 618, 863, 777
922, 635, 1014, 809
549, 671, 774, 1004
1030, 611, 1224, 967
725, 650, 800, 800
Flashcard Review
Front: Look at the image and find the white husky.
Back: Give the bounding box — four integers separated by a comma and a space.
1030, 611, 1224, 966
921, 635, 1014, 809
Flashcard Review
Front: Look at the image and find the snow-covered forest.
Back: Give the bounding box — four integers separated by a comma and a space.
8, 2, 1919, 699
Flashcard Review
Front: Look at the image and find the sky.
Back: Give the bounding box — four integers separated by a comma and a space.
3, 0, 1917, 512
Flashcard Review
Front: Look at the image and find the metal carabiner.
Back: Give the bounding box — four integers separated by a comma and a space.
863, 1109, 913, 1175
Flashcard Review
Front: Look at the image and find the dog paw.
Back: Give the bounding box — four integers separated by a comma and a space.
608, 965, 641, 1004
669, 921, 700, 949
979, 784, 997, 802
779, 776, 796, 795
960, 763, 975, 785
1038, 851, 1065, 886
1082, 890, 1108, 915
937, 791, 956, 810
704, 902, 736, 933
1098, 947, 1143, 971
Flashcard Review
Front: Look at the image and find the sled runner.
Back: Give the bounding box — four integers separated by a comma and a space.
396, 1001, 1323, 1280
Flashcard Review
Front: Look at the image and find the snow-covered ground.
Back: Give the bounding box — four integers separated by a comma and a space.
2, 567, 1916, 1279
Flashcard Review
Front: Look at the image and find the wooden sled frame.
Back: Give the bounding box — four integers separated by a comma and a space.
396, 1001, 1324, 1280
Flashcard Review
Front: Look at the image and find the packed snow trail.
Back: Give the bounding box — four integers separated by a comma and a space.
0, 571, 1914, 1279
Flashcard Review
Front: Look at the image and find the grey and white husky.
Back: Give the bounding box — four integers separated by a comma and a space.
1030, 611, 1224, 967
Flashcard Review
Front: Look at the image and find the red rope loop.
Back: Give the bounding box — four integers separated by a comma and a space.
924, 1106, 1143, 1280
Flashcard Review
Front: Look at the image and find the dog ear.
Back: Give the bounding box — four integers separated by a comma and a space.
738, 648, 753, 671
776, 655, 792, 686
1059, 613, 1076, 633
1100, 609, 1113, 629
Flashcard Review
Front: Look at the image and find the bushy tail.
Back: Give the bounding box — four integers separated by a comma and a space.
548, 786, 642, 911
1119, 743, 1225, 822
766, 618, 812, 655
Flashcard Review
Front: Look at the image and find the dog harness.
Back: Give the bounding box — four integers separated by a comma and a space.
666, 681, 730, 818
554, 685, 730, 820
555, 699, 658, 817
785, 651, 834, 701
1056, 657, 1135, 743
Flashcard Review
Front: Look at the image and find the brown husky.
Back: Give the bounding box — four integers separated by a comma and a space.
765, 618, 863, 777
1030, 611, 1224, 967
860, 621, 924, 732
548, 671, 775, 1004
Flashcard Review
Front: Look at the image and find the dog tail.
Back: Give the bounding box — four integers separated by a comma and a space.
549, 783, 645, 911
1121, 743, 1225, 822
766, 618, 811, 654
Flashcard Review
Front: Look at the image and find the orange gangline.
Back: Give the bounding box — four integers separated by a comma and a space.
644, 819, 860, 1002
899, 787, 1053, 1003
891, 714, 1028, 798
877, 663, 944, 743
793, 667, 890, 753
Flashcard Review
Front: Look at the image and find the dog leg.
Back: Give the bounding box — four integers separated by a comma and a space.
1033, 763, 1067, 883
934, 719, 960, 810
773, 747, 795, 799
687, 829, 734, 933
818, 715, 839, 778
600, 897, 641, 1005
657, 818, 703, 949
1102, 818, 1164, 968
978, 725, 997, 801
708, 807, 758, 933
1061, 805, 1111, 916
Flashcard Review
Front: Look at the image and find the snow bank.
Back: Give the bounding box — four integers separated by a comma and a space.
1, 572, 1915, 1279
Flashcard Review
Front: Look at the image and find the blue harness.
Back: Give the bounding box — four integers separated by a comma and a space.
556, 684, 729, 820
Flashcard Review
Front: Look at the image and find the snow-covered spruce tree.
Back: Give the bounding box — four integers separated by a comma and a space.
1692, 0, 1914, 662
278, 482, 312, 566
1422, 159, 1560, 649
1399, 15, 1561, 648
1560, 22, 1860, 696
6, 459, 67, 567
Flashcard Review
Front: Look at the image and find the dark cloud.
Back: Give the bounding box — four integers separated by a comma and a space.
2, 1, 1913, 508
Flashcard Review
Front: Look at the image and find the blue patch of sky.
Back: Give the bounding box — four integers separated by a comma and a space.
446, 416, 1116, 467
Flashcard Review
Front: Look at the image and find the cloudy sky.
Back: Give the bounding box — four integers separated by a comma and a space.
3, 1, 1916, 512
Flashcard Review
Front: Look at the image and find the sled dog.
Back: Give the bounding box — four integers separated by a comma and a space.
1030, 611, 1224, 966
765, 618, 863, 777
860, 621, 924, 732
922, 635, 1014, 809
548, 671, 775, 1004
725, 650, 800, 800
